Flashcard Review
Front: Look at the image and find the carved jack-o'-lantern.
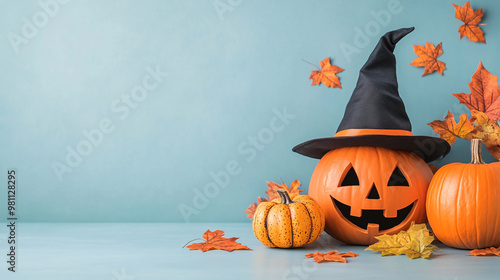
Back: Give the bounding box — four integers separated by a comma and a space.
293, 28, 450, 245
308, 146, 433, 245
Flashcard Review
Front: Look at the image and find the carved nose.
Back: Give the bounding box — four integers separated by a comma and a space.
366, 184, 380, 199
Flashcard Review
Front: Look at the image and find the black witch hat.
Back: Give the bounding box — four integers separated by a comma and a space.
293, 27, 450, 162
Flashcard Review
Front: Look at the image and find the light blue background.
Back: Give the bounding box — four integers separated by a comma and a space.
0, 0, 497, 223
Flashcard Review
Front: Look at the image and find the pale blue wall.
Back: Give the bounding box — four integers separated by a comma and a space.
0, 0, 497, 222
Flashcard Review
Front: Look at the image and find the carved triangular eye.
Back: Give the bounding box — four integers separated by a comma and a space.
340, 166, 359, 187
387, 166, 409, 186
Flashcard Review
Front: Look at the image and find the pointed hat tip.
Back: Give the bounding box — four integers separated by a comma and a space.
406, 26, 415, 34
401, 26, 415, 35
384, 27, 415, 46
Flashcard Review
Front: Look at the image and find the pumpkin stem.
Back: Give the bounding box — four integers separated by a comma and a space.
470, 138, 486, 165
277, 189, 293, 204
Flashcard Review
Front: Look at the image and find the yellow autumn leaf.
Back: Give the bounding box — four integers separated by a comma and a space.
365, 222, 438, 259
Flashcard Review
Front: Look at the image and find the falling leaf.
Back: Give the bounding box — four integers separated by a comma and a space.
469, 246, 500, 256
309, 57, 344, 88
427, 111, 474, 145
305, 250, 358, 263
409, 42, 446, 76
452, 2, 485, 43
244, 197, 268, 219
467, 110, 500, 160
365, 222, 438, 259
453, 62, 500, 122
186, 230, 252, 252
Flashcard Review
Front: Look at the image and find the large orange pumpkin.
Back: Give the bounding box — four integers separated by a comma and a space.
426, 139, 500, 249
309, 146, 433, 245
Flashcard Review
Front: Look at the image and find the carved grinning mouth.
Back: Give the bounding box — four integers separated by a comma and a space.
330, 196, 415, 231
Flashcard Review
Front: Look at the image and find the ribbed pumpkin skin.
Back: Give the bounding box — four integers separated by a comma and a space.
309, 146, 432, 245
252, 193, 325, 248
426, 162, 500, 249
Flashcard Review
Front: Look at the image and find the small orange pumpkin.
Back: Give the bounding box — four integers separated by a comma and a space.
309, 146, 433, 245
252, 190, 325, 248
426, 139, 500, 249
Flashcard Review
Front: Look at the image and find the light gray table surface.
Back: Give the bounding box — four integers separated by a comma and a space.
0, 223, 498, 280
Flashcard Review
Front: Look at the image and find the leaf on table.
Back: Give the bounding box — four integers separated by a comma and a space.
452, 62, 500, 122
469, 246, 500, 256
265, 180, 304, 201
452, 1, 485, 43
186, 230, 252, 252
305, 250, 358, 263
365, 222, 438, 259
427, 111, 474, 145
309, 57, 344, 88
409, 42, 446, 76
244, 197, 268, 219
468, 110, 500, 160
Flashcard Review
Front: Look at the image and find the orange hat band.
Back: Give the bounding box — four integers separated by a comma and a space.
334, 129, 414, 137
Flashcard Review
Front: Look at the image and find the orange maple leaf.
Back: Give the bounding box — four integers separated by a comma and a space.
186, 230, 252, 252
469, 246, 500, 256
427, 111, 474, 145
452, 62, 500, 121
409, 42, 446, 76
305, 250, 359, 263
309, 57, 344, 88
452, 2, 485, 43
265, 180, 304, 201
